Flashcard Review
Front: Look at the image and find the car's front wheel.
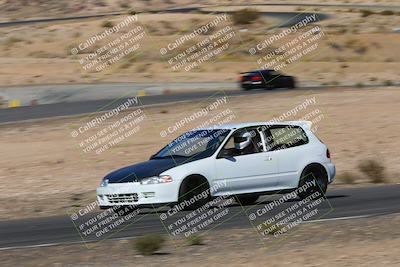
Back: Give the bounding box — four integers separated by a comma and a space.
178, 176, 211, 210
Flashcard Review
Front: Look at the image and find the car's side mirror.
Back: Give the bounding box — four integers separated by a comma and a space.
218, 149, 234, 159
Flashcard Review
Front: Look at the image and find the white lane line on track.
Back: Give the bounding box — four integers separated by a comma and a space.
301, 214, 373, 223
0, 212, 395, 251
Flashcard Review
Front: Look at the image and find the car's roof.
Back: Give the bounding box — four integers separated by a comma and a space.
242, 69, 275, 74
199, 121, 312, 131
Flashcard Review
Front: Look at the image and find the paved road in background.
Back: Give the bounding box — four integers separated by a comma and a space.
0, 87, 280, 123
0, 184, 399, 250
1, 3, 399, 28
2, 84, 398, 124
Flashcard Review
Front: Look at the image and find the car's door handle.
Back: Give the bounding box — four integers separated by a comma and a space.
264, 156, 272, 161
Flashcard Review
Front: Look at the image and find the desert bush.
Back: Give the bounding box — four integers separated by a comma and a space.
358, 159, 386, 183
128, 9, 137, 15
258, 222, 283, 236
134, 234, 165, 256
381, 10, 394, 16
29, 51, 59, 58
329, 42, 341, 50
338, 171, 357, 184
101, 20, 114, 28
187, 235, 203, 246
356, 82, 364, 88
354, 46, 368, 54
344, 38, 359, 48
5, 36, 23, 45
360, 10, 374, 17
94, 0, 107, 7
384, 80, 393, 86
66, 43, 78, 55
331, 81, 340, 86
119, 61, 132, 69
119, 0, 130, 9
135, 63, 150, 72
160, 20, 174, 30
231, 8, 260, 25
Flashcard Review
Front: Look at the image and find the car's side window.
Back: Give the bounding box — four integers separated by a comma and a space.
220, 127, 264, 157
265, 125, 308, 151
269, 71, 280, 76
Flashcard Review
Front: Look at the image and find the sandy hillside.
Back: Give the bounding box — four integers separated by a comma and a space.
0, 5, 399, 86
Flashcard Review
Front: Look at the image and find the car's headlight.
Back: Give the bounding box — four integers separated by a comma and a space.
140, 175, 173, 185
100, 179, 109, 187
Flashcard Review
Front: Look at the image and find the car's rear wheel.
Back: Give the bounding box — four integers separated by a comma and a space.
235, 195, 259, 206
297, 164, 328, 200
288, 78, 296, 89
178, 175, 210, 210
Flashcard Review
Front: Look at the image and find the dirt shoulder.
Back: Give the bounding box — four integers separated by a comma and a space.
1, 213, 399, 266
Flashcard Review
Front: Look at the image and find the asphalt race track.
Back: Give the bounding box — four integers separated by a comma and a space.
0, 88, 297, 124
2, 84, 397, 124
0, 184, 399, 250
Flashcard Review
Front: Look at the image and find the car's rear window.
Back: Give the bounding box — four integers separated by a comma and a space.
266, 125, 308, 150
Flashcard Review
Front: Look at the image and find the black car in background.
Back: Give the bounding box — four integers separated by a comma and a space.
239, 69, 296, 90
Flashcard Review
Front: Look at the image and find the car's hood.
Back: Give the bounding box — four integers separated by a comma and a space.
104, 157, 190, 183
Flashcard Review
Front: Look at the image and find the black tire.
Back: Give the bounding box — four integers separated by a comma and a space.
235, 195, 259, 206
178, 176, 210, 210
289, 78, 296, 89
297, 164, 328, 200
241, 85, 251, 91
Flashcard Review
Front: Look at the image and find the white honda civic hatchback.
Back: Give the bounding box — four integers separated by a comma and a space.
97, 121, 335, 209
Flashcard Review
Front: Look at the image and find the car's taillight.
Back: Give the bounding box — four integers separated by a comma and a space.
326, 148, 331, 159
239, 75, 244, 82
251, 75, 262, 81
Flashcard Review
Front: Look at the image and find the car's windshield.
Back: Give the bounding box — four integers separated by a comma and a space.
153, 129, 230, 159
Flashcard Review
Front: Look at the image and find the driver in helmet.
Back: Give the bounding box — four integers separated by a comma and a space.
234, 131, 256, 155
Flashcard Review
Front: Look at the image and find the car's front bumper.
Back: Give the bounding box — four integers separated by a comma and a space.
96, 182, 178, 207
240, 81, 271, 90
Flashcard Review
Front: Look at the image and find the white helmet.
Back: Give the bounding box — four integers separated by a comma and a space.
234, 131, 252, 150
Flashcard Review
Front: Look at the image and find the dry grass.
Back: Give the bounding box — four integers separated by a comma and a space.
134, 234, 165, 256
337, 171, 358, 184
231, 8, 260, 25
358, 159, 386, 183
